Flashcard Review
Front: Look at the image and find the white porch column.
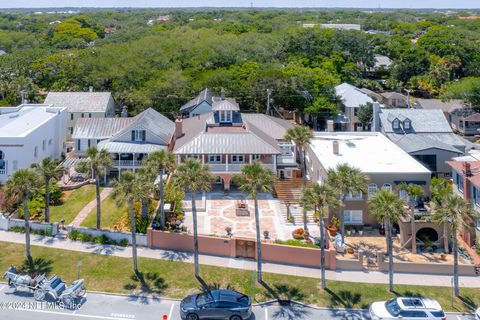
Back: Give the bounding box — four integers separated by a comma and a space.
273, 154, 277, 172
177, 155, 181, 164
202, 154, 205, 164
249, 154, 252, 164
133, 152, 136, 166
225, 154, 229, 172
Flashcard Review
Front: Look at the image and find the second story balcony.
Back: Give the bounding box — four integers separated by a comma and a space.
208, 163, 276, 173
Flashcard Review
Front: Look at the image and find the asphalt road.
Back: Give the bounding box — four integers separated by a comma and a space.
0, 284, 475, 320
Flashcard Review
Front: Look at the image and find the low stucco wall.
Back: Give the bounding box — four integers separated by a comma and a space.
69, 226, 147, 246
335, 257, 364, 270
262, 242, 336, 269
2, 217, 59, 236
378, 256, 476, 276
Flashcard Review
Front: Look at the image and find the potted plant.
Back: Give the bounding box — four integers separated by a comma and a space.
346, 225, 352, 236
440, 253, 447, 261
292, 228, 305, 239
358, 226, 364, 236
327, 216, 340, 236
263, 230, 270, 240
225, 226, 233, 237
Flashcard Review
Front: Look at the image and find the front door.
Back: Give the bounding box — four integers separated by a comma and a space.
236, 239, 256, 259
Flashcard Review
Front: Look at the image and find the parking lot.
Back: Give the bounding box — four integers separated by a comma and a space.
0, 284, 475, 320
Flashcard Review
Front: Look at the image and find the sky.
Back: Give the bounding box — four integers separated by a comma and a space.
1, 0, 479, 9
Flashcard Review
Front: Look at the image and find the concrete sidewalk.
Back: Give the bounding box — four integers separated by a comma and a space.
1, 230, 479, 288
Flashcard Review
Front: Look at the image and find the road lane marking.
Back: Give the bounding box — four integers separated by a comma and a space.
168, 303, 174, 320
265, 307, 268, 320
456, 316, 462, 320
11, 308, 128, 319
0, 286, 5, 292
110, 314, 135, 319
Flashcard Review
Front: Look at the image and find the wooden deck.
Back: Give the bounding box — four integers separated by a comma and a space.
274, 178, 309, 205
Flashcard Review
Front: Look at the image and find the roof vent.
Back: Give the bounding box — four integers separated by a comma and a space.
9, 113, 19, 119
332, 140, 339, 155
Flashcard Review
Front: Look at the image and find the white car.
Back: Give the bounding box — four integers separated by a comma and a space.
475, 307, 480, 320
369, 297, 446, 320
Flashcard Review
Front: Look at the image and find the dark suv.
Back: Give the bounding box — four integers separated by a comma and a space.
180, 289, 252, 320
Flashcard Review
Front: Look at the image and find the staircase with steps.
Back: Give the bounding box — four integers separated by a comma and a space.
274, 178, 316, 225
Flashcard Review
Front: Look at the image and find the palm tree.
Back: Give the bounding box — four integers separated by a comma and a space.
430, 177, 453, 253
136, 167, 156, 221
175, 159, 212, 279
432, 193, 477, 296
76, 146, 113, 229
398, 183, 423, 254
233, 162, 277, 282
327, 163, 368, 244
31, 157, 64, 223
368, 189, 407, 292
301, 182, 341, 289
145, 150, 177, 229
284, 125, 313, 231
111, 171, 148, 274
4, 169, 41, 260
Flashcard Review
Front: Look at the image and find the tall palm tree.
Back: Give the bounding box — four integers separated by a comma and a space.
398, 183, 424, 254
369, 189, 407, 292
233, 162, 277, 282
31, 157, 64, 223
76, 146, 113, 229
284, 125, 313, 231
301, 182, 341, 289
327, 163, 368, 244
175, 159, 212, 279
136, 167, 156, 221
145, 150, 176, 229
110, 171, 148, 274
432, 193, 477, 296
4, 169, 41, 260
430, 177, 453, 253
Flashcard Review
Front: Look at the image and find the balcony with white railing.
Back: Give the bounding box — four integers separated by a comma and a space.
208, 163, 275, 173
277, 154, 296, 166
113, 160, 143, 167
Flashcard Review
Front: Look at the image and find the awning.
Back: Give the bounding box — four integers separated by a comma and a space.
393, 180, 427, 185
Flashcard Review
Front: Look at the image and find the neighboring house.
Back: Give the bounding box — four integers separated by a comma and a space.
373, 54, 392, 70
414, 98, 466, 123
72, 108, 175, 179
0, 50, 6, 55
305, 132, 431, 226
335, 83, 374, 131
374, 107, 466, 177
446, 160, 480, 247
179, 88, 213, 118
450, 109, 480, 136
320, 24, 361, 30
0, 104, 68, 183
380, 91, 409, 108
173, 97, 297, 190
44, 92, 117, 140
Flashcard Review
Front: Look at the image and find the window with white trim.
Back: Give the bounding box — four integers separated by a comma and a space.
279, 144, 292, 156
187, 155, 200, 160
399, 189, 408, 201
208, 155, 221, 163
345, 191, 363, 200
403, 119, 411, 130
343, 210, 363, 225
132, 130, 146, 142
382, 183, 392, 191
393, 119, 400, 129
368, 184, 377, 199
219, 111, 232, 123
215, 176, 223, 184
231, 155, 244, 163
252, 154, 261, 161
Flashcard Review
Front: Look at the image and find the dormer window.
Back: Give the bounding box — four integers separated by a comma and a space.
393, 119, 400, 129
403, 119, 411, 130
219, 110, 232, 123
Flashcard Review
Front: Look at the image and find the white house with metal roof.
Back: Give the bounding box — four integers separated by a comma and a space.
44, 91, 116, 140
374, 107, 466, 177
72, 108, 175, 178
173, 96, 297, 190
0, 104, 67, 183
335, 83, 375, 131
305, 132, 431, 226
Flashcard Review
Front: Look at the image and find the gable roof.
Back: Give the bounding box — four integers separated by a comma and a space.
111, 108, 175, 144
380, 109, 453, 133
374, 54, 392, 68
179, 88, 213, 113
73, 117, 134, 139
415, 99, 466, 113
211, 98, 240, 111
381, 91, 407, 100
44, 92, 114, 113
335, 83, 374, 109
241, 113, 294, 140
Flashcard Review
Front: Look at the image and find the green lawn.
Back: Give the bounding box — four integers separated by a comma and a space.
81, 195, 127, 229
0, 241, 478, 312
49, 185, 98, 224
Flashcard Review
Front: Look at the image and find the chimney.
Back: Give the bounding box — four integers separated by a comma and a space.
175, 117, 183, 138
326, 120, 334, 132
463, 162, 472, 177
221, 87, 225, 100
371, 102, 381, 132
332, 140, 339, 155
121, 106, 128, 118
88, 86, 93, 93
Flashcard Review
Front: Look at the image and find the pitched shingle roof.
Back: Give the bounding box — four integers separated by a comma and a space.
44, 92, 114, 113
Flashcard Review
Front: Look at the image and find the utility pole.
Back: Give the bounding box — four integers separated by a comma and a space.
403, 88, 411, 108
266, 89, 272, 116
20, 90, 25, 104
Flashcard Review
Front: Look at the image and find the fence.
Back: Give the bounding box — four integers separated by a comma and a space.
67, 226, 147, 246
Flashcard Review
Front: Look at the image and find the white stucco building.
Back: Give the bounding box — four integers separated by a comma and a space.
0, 104, 68, 183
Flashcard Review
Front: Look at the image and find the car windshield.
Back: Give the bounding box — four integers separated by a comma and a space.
237, 295, 249, 306
385, 299, 402, 316
196, 293, 213, 306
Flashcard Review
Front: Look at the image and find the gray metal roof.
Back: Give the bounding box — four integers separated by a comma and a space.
374, 54, 392, 69
335, 83, 374, 109
241, 113, 294, 140
72, 117, 134, 139
211, 98, 240, 111
179, 88, 213, 112
112, 108, 175, 144
173, 132, 281, 155
97, 140, 167, 153
44, 92, 113, 113
385, 132, 465, 154
415, 99, 466, 113
380, 109, 453, 133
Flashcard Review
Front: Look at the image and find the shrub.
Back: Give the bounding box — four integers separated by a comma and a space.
79, 232, 92, 242
69, 229, 79, 240
10, 226, 25, 233
118, 239, 128, 247
274, 239, 319, 249
98, 234, 110, 245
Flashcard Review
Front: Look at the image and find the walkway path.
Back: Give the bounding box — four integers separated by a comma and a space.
1, 230, 479, 288
69, 188, 112, 227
